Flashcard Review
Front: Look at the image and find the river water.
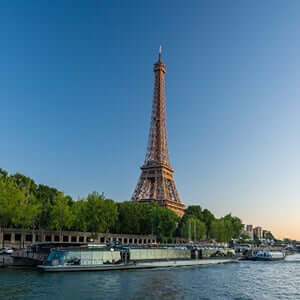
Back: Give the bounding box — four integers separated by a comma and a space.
0, 254, 300, 299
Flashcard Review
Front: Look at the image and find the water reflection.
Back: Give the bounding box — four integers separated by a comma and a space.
1, 259, 300, 299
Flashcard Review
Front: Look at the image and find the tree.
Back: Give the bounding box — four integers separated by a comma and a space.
182, 217, 206, 241
116, 202, 155, 235
0, 167, 248, 245
50, 193, 73, 238
72, 199, 88, 232
0, 168, 8, 179
10, 173, 37, 196
240, 232, 251, 240
116, 202, 140, 234
85, 192, 118, 236
265, 232, 275, 240
0, 177, 40, 247
35, 184, 60, 229
211, 216, 241, 242
224, 214, 243, 238
183, 206, 203, 220
12, 193, 41, 247
152, 206, 178, 242
202, 209, 215, 239
12, 194, 40, 230
0, 178, 19, 229
101, 198, 118, 233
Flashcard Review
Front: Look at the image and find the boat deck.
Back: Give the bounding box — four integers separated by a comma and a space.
38, 258, 237, 272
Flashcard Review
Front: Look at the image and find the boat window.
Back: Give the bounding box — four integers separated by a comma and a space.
45, 235, 52, 242
25, 234, 33, 242
4, 234, 11, 241
15, 234, 21, 241
47, 251, 67, 265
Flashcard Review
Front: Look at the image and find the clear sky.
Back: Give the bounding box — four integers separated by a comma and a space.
1, 1, 299, 239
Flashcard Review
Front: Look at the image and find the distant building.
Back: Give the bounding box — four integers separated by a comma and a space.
246, 224, 253, 232
245, 225, 253, 239
253, 226, 263, 239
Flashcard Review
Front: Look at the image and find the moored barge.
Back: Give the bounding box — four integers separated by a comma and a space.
37, 246, 237, 272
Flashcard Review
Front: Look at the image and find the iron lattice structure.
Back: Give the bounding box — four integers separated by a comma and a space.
131, 51, 185, 217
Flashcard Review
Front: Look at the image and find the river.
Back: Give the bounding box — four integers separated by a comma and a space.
0, 254, 299, 299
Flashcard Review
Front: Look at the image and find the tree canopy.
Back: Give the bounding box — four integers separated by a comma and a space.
0, 168, 246, 242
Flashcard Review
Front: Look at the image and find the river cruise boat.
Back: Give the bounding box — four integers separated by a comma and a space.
37, 246, 236, 272
244, 250, 285, 261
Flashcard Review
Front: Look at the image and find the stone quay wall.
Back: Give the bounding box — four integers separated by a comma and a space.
0, 228, 157, 249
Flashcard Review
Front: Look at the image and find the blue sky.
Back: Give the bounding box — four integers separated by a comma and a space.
1, 1, 299, 239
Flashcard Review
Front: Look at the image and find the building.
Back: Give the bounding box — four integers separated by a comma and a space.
131, 48, 185, 217
245, 224, 253, 239
246, 224, 253, 232
253, 226, 263, 239
0, 228, 157, 249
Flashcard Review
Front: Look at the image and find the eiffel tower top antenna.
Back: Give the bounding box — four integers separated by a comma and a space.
159, 45, 162, 61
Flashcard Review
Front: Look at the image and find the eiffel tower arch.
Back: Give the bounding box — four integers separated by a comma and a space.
131, 49, 185, 217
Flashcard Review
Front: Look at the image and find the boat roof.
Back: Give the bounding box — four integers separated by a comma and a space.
30, 242, 87, 249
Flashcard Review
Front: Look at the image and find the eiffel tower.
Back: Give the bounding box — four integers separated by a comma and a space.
131, 48, 185, 217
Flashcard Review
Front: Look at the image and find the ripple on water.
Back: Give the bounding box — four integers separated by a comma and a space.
0, 258, 300, 300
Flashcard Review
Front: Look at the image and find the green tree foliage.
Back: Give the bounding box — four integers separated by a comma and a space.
265, 232, 275, 240
182, 217, 206, 241
11, 193, 40, 230
224, 214, 243, 238
85, 192, 118, 235
116, 202, 179, 241
183, 206, 203, 220
240, 232, 251, 240
0, 168, 8, 179
211, 219, 232, 242
35, 184, 59, 229
116, 202, 155, 235
50, 192, 73, 235
152, 206, 178, 242
202, 209, 215, 239
0, 168, 245, 243
72, 198, 88, 232
210, 214, 243, 242
0, 178, 21, 228
179, 207, 243, 243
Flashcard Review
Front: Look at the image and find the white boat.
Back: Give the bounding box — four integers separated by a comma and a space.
37, 246, 237, 272
248, 250, 285, 261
